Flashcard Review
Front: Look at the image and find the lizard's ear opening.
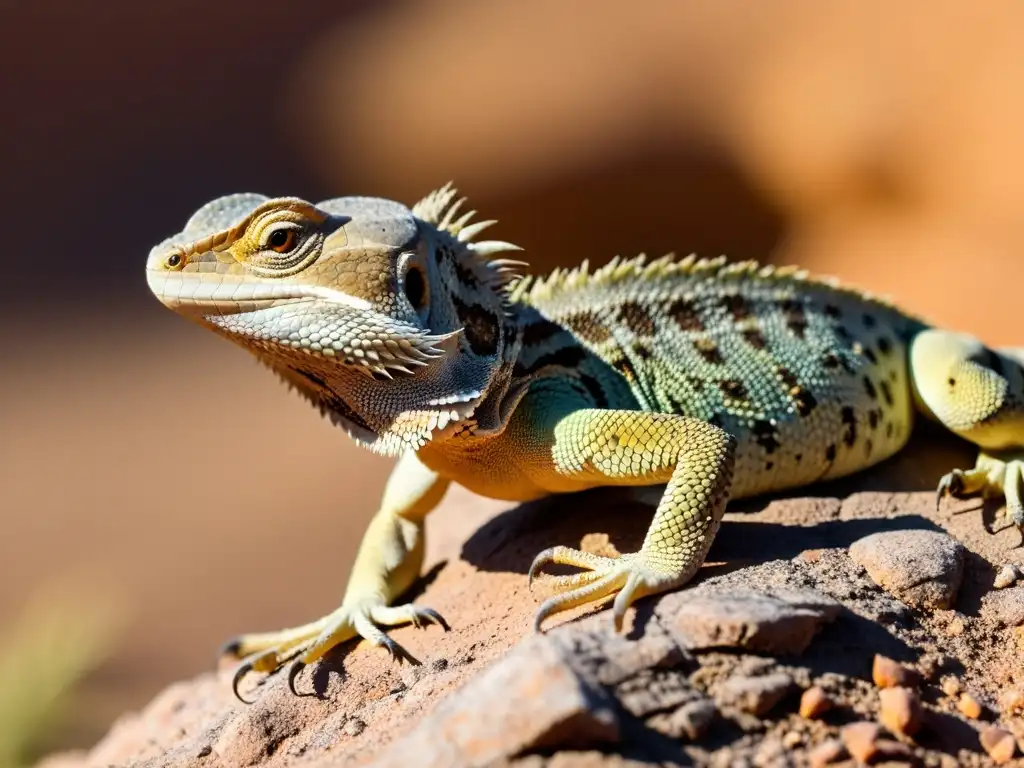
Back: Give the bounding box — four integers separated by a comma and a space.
399, 252, 431, 323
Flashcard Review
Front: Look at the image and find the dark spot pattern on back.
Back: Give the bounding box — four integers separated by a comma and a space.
752, 420, 780, 454
879, 380, 894, 407
791, 387, 817, 417
614, 358, 638, 383
719, 379, 748, 401
619, 302, 656, 336
862, 314, 877, 328
668, 299, 704, 332
841, 406, 857, 447
562, 311, 612, 344
824, 304, 842, 319
825, 443, 837, 462
778, 367, 800, 390
694, 338, 724, 365
742, 328, 768, 350
780, 299, 808, 338
877, 336, 892, 356
863, 377, 878, 401
721, 293, 751, 321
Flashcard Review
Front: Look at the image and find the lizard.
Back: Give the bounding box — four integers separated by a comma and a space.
145, 183, 1024, 702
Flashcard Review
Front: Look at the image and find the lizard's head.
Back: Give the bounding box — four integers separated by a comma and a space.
146, 184, 527, 455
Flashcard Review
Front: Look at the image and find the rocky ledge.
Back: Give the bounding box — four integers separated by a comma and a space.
41, 431, 1024, 767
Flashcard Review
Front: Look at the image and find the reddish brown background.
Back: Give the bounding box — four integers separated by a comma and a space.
2, 0, 1023, 752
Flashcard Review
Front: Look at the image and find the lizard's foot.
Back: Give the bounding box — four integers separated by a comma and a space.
223, 601, 447, 703
528, 545, 685, 632
937, 451, 1024, 538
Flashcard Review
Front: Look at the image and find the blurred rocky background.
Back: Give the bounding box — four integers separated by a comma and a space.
2, 0, 1023, 760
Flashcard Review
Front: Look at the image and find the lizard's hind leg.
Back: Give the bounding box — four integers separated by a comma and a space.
912, 330, 1024, 538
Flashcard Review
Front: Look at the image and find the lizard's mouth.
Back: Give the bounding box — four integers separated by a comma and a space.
145, 270, 367, 317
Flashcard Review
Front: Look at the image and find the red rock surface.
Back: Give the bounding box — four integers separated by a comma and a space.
38, 430, 1024, 767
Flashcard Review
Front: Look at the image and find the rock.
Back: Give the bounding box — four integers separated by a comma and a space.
957, 692, 983, 719
872, 654, 919, 689
372, 634, 619, 767
840, 722, 882, 764
799, 686, 832, 719
993, 563, 1021, 589
646, 699, 717, 741
878, 687, 923, 737
984, 585, 1024, 626
38, 479, 1024, 767
715, 672, 795, 716
658, 586, 841, 655
849, 530, 965, 609
999, 688, 1024, 716
614, 668, 702, 718
808, 738, 846, 767
979, 726, 1018, 764
940, 675, 962, 698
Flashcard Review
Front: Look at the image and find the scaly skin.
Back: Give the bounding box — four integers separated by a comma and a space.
145, 184, 1024, 702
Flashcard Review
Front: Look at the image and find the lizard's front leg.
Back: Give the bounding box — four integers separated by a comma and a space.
528, 409, 736, 631
225, 451, 451, 701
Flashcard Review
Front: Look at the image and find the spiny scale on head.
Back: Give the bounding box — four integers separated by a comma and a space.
413, 182, 529, 294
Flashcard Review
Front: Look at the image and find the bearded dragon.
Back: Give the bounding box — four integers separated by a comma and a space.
145, 184, 1024, 702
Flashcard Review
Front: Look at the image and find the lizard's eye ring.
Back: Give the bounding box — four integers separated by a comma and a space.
268, 229, 297, 254
166, 252, 182, 269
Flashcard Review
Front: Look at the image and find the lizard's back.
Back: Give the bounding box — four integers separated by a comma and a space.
512, 255, 928, 499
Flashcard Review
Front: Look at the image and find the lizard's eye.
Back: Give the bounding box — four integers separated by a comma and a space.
405, 265, 426, 309
268, 229, 297, 254
165, 252, 183, 270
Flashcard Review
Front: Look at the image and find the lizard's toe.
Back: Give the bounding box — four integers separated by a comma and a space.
226, 600, 445, 701
529, 547, 679, 632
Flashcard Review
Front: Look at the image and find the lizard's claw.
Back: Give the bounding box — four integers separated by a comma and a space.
223, 600, 447, 702
936, 455, 1024, 539
528, 545, 681, 633
935, 469, 966, 511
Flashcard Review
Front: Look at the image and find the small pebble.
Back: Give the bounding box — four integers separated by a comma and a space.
800, 686, 832, 719
980, 725, 1018, 764
958, 692, 983, 719
782, 730, 802, 749
808, 738, 846, 767
993, 563, 1021, 589
872, 654, 918, 688
841, 721, 881, 764
878, 686, 923, 737
343, 718, 366, 737
800, 548, 824, 563
940, 675, 962, 698
999, 688, 1024, 716
196, 745, 213, 758
716, 672, 794, 716
945, 615, 965, 636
